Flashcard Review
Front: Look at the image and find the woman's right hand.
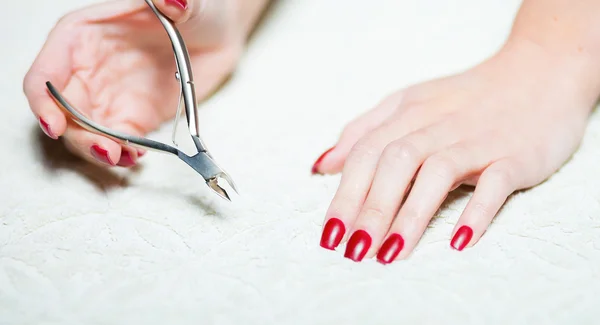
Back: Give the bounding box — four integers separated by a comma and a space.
23, 0, 254, 167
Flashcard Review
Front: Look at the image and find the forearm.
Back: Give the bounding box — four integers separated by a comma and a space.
503, 0, 600, 104
510, 0, 600, 55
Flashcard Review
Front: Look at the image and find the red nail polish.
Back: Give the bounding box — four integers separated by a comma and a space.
137, 150, 146, 158
344, 230, 372, 262
39, 118, 58, 140
117, 150, 136, 167
320, 218, 345, 250
311, 147, 335, 174
165, 0, 187, 10
450, 225, 473, 251
91, 144, 115, 166
377, 233, 404, 264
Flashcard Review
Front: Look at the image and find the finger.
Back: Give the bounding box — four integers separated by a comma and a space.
380, 139, 502, 262
318, 80, 465, 251
52, 77, 118, 167
314, 75, 459, 175
152, 0, 225, 27
318, 113, 412, 251
312, 91, 402, 175
64, 121, 147, 168
152, 0, 192, 22
113, 124, 145, 167
23, 20, 74, 139
60, 81, 148, 167
344, 120, 468, 261
63, 125, 122, 167
102, 94, 160, 167
449, 158, 520, 251
319, 106, 446, 252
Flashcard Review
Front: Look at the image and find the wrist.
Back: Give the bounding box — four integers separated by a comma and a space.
493, 0, 600, 111
495, 36, 600, 111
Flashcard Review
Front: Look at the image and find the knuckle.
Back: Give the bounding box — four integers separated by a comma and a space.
56, 11, 78, 27
360, 206, 386, 221
22, 70, 41, 94
347, 138, 379, 162
22, 72, 32, 95
382, 140, 421, 165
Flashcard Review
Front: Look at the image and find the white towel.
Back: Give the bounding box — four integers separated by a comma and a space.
2, 0, 599, 324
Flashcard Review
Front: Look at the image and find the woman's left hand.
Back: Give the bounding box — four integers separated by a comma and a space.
313, 39, 599, 263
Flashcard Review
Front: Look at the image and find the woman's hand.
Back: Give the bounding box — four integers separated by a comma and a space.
23, 0, 257, 167
314, 38, 600, 263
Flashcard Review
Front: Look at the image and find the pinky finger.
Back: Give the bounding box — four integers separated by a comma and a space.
450, 158, 520, 251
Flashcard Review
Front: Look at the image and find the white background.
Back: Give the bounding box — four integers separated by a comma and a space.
1, 0, 600, 324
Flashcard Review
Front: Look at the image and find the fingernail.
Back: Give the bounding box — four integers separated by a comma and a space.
137, 150, 146, 158
311, 147, 335, 174
450, 225, 473, 251
117, 150, 136, 167
320, 218, 345, 250
165, 0, 187, 10
344, 230, 372, 262
39, 118, 58, 140
376, 233, 405, 264
91, 144, 115, 166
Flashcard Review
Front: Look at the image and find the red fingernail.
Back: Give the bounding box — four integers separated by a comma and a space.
377, 233, 405, 264
165, 0, 187, 10
91, 144, 115, 166
450, 225, 473, 251
117, 150, 136, 167
320, 218, 345, 250
137, 150, 146, 158
311, 147, 335, 174
39, 118, 58, 140
344, 230, 372, 262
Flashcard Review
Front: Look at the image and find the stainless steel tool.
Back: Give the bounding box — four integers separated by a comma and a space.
45, 0, 237, 201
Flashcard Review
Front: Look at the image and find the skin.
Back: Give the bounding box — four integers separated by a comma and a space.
23, 0, 600, 262
316, 0, 600, 261
23, 0, 267, 166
